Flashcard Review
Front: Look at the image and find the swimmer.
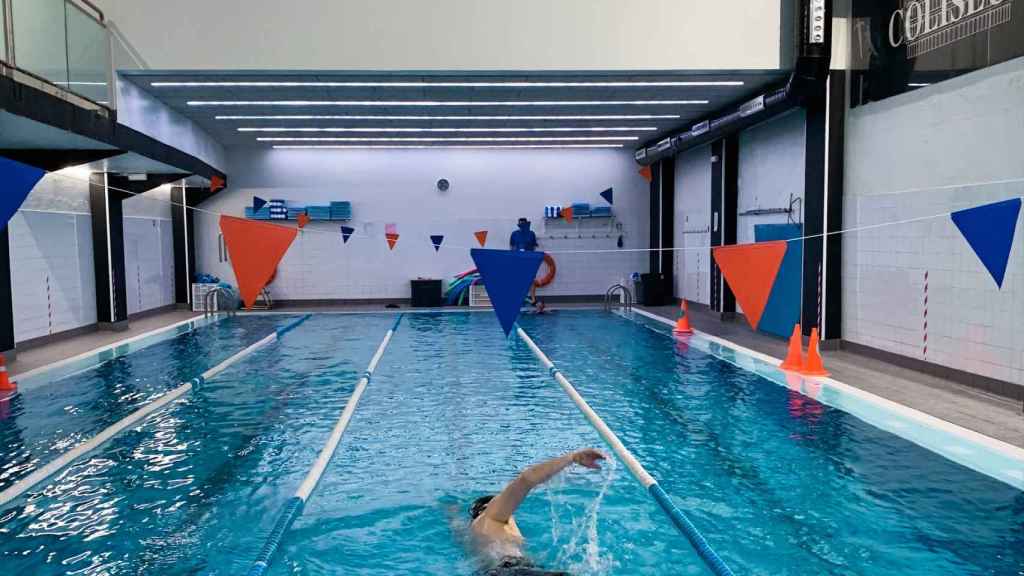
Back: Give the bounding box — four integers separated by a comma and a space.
469, 448, 606, 575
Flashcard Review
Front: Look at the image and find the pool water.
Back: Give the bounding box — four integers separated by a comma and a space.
0, 311, 1021, 575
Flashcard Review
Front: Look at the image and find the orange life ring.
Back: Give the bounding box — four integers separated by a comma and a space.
534, 253, 556, 287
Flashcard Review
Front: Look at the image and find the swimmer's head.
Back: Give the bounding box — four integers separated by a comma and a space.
470, 495, 495, 520
517, 218, 531, 231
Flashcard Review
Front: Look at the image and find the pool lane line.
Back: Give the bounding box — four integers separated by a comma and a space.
516, 326, 738, 576
246, 313, 404, 576
0, 314, 312, 510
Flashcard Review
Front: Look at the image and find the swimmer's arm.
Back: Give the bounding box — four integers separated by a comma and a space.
485, 449, 605, 524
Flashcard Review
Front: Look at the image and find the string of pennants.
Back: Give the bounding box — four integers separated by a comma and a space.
0, 155, 1018, 338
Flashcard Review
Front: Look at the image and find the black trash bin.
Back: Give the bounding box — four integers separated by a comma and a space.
639, 273, 669, 306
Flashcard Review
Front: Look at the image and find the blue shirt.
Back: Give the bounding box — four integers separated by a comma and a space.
510, 229, 538, 251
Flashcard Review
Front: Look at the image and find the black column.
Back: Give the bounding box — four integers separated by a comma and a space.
0, 229, 14, 355
802, 72, 844, 341
648, 163, 661, 276
171, 185, 196, 308
659, 158, 675, 296
90, 173, 129, 330
709, 138, 739, 318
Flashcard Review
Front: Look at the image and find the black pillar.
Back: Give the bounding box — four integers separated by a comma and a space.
0, 229, 14, 355
802, 72, 845, 341
710, 137, 739, 318
646, 159, 675, 305
90, 173, 129, 330
171, 185, 196, 308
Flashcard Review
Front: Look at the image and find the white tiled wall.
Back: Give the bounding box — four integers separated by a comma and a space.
9, 170, 97, 342
123, 217, 175, 315
843, 57, 1024, 386
9, 210, 97, 342
737, 108, 805, 245
195, 147, 649, 300
673, 145, 712, 305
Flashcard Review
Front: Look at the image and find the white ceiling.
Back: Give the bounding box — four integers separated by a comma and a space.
124, 70, 789, 149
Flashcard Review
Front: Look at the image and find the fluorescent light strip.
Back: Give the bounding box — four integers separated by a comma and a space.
217, 114, 681, 120
188, 100, 707, 107
272, 144, 625, 149
257, 136, 637, 142
239, 127, 656, 133
156, 80, 741, 88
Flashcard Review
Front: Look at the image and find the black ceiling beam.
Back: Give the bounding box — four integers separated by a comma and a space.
0, 149, 122, 172
106, 173, 187, 201
0, 74, 226, 182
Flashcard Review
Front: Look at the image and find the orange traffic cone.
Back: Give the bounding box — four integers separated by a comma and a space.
800, 328, 830, 377
779, 324, 803, 371
0, 354, 15, 392
673, 299, 693, 334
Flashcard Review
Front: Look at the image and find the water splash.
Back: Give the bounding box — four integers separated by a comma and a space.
553, 458, 618, 575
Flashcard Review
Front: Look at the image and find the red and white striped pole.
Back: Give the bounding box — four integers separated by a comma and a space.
816, 262, 823, 333
922, 270, 929, 359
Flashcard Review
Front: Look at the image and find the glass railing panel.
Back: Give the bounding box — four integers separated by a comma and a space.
64, 0, 109, 104
11, 0, 68, 87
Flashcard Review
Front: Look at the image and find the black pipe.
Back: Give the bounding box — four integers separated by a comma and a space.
635, 0, 832, 166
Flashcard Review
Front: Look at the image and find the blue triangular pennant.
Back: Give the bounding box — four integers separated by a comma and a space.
600, 187, 614, 205
0, 156, 45, 230
471, 249, 544, 336
253, 196, 267, 212
951, 198, 1021, 289
340, 225, 355, 244
430, 235, 444, 252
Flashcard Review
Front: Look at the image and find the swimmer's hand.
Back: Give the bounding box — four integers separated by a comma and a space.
571, 448, 606, 470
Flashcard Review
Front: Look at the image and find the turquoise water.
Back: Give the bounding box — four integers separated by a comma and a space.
0, 311, 1021, 575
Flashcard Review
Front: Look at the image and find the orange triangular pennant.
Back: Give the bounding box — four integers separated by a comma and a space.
712, 241, 787, 331
219, 215, 297, 308
639, 166, 652, 182
386, 232, 400, 250
562, 207, 574, 223
297, 212, 310, 228
211, 175, 225, 192
474, 230, 488, 247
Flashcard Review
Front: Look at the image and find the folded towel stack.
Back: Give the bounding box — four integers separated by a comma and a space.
590, 206, 613, 217
268, 200, 288, 220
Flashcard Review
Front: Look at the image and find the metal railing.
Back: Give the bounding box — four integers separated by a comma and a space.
604, 284, 633, 312
0, 0, 113, 108
203, 287, 237, 318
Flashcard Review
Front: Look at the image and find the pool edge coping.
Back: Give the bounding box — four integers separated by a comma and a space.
628, 307, 1024, 471
10, 314, 223, 382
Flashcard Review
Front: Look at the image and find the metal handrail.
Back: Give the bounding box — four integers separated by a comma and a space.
69, 0, 104, 23
203, 287, 236, 318
604, 283, 632, 312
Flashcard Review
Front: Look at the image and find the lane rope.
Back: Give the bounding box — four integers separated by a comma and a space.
246, 313, 404, 576
0, 314, 311, 509
516, 326, 737, 576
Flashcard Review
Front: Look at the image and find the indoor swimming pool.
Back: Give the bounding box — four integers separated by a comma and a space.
0, 311, 1022, 575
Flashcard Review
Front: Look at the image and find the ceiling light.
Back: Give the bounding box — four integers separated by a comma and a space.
238, 127, 656, 133
188, 100, 707, 107
256, 136, 638, 142
217, 114, 681, 120
272, 144, 625, 149
155, 80, 741, 88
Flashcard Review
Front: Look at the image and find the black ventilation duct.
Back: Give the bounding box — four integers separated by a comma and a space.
635, 0, 832, 166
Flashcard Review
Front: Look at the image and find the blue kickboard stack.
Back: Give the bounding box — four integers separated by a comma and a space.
330, 201, 352, 220
246, 200, 353, 221
306, 205, 331, 220
590, 206, 612, 217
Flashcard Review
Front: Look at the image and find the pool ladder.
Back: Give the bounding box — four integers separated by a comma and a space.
203, 287, 237, 318
603, 284, 633, 312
